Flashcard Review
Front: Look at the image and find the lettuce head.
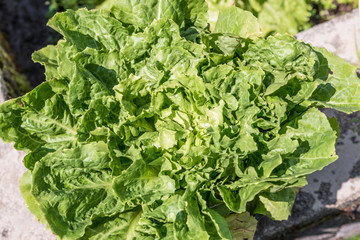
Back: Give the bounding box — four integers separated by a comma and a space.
1, 1, 360, 239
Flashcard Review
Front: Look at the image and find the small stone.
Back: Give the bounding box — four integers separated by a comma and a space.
2, 229, 9, 238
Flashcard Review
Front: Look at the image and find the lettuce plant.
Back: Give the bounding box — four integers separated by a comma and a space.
46, 0, 105, 17
1, 1, 360, 239
234, 0, 311, 35
209, 0, 358, 35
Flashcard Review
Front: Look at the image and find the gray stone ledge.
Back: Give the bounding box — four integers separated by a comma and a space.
296, 9, 360, 66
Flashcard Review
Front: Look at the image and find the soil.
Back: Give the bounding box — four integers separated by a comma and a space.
0, 0, 51, 88
310, 1, 356, 25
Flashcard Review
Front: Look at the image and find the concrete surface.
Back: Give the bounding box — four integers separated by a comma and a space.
0, 140, 55, 240
296, 9, 360, 66
255, 9, 360, 240
0, 53, 54, 240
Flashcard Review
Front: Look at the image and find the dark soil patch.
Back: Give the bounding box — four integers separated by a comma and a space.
0, 0, 50, 87
315, 182, 334, 205
310, 1, 356, 25
349, 160, 360, 178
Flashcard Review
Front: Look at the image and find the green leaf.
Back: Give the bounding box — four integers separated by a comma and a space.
99, 0, 208, 29
31, 142, 124, 239
174, 192, 210, 240
0, 4, 358, 240
234, 0, 311, 36
48, 8, 129, 51
32, 45, 59, 80
113, 159, 176, 204
214, 6, 261, 38
19, 171, 47, 225
255, 188, 296, 220
283, 108, 338, 176
257, 0, 311, 36
309, 48, 360, 113
0, 81, 78, 169
79, 208, 143, 240
225, 212, 257, 240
